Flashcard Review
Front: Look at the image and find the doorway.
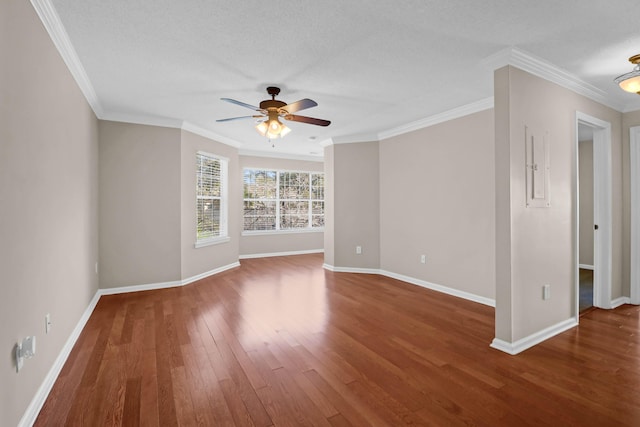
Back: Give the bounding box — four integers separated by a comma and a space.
578, 126, 594, 312
575, 112, 612, 317
631, 126, 640, 305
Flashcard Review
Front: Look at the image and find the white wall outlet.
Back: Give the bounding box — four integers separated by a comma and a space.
543, 284, 551, 300
356, 246, 362, 255
15, 336, 37, 372
420, 254, 426, 264
45, 313, 52, 334
95, 261, 98, 274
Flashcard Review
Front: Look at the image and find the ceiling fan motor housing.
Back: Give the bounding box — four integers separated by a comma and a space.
259, 99, 287, 111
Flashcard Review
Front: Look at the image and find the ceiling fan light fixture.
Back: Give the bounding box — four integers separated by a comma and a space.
615, 54, 640, 94
255, 117, 291, 139
256, 120, 269, 136
220, 87, 329, 138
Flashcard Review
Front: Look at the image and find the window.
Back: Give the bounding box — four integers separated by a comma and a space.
243, 168, 324, 232
196, 152, 228, 247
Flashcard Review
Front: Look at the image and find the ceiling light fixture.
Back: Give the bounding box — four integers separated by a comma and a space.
615, 54, 640, 95
256, 111, 291, 139
218, 87, 330, 141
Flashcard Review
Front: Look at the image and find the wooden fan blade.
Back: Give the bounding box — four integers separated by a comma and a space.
282, 98, 318, 114
216, 115, 262, 122
284, 114, 331, 127
221, 97, 261, 111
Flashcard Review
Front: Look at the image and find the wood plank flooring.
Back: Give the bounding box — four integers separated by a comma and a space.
35, 254, 640, 426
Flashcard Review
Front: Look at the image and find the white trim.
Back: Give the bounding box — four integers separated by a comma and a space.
30, 0, 104, 117
194, 236, 231, 248
378, 97, 494, 140
331, 134, 381, 145
182, 121, 243, 148
240, 249, 324, 259
380, 270, 495, 307
319, 98, 495, 145
576, 112, 613, 311
242, 228, 324, 237
17, 291, 101, 427
321, 264, 495, 307
180, 262, 240, 286
99, 279, 183, 295
100, 111, 183, 129
100, 261, 240, 295
490, 317, 578, 355
631, 126, 640, 305
611, 297, 631, 309
322, 264, 380, 275
318, 138, 335, 148
484, 47, 623, 112
578, 264, 594, 270
239, 149, 324, 162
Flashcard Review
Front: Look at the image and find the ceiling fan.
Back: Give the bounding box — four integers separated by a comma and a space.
217, 87, 331, 139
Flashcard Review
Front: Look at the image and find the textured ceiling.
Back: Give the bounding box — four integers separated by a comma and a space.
48, 0, 640, 158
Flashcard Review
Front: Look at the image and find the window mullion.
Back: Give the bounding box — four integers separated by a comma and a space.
308, 172, 313, 227
275, 171, 280, 230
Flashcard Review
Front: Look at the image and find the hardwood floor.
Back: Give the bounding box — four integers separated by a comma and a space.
35, 254, 640, 426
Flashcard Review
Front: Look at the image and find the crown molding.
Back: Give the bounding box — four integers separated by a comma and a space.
378, 97, 495, 140
181, 121, 244, 148
100, 110, 183, 129
483, 47, 625, 112
318, 138, 335, 147
30, 0, 104, 117
320, 133, 381, 147
238, 149, 324, 162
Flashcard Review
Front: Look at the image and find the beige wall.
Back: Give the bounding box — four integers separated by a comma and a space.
494, 66, 624, 343
380, 109, 496, 300
326, 142, 381, 269
239, 155, 324, 256
622, 109, 640, 296
0, 1, 99, 425
99, 122, 182, 287
579, 140, 594, 266
324, 146, 336, 266
180, 130, 240, 278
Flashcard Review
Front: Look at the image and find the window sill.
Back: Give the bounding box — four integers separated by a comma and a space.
242, 228, 324, 237
194, 236, 231, 248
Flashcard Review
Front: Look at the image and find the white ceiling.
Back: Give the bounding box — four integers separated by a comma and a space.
46, 0, 640, 158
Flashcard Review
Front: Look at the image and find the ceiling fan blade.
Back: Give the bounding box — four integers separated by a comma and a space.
216, 115, 262, 122
282, 98, 318, 114
221, 97, 261, 111
284, 114, 331, 127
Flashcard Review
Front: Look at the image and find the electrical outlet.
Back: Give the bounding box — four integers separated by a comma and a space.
356, 246, 362, 255
420, 254, 426, 264
45, 313, 52, 334
95, 262, 98, 274
543, 284, 551, 300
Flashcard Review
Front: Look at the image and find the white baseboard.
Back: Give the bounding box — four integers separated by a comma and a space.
490, 317, 578, 355
380, 270, 495, 307
99, 261, 240, 295
240, 249, 323, 259
19, 260, 240, 426
611, 296, 631, 309
322, 264, 495, 307
322, 264, 380, 274
579, 264, 594, 270
18, 290, 101, 427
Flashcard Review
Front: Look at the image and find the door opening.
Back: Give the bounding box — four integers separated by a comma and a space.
575, 112, 612, 318
578, 126, 594, 313
631, 126, 640, 305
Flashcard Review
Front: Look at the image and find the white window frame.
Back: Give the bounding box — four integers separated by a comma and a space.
242, 168, 324, 235
195, 151, 230, 248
